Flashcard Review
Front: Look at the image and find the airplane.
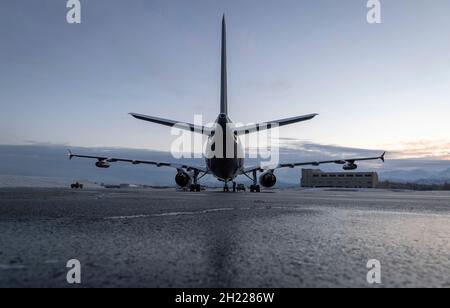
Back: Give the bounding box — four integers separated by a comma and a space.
68, 16, 386, 193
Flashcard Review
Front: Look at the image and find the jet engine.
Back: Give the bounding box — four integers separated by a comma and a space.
95, 161, 110, 169
343, 163, 358, 171
259, 172, 277, 188
175, 171, 192, 188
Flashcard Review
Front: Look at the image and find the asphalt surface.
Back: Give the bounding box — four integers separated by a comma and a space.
1, 187, 450, 288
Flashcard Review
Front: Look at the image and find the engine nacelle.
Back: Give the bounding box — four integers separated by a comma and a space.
259, 172, 277, 188
343, 163, 358, 171
175, 171, 191, 188
95, 161, 110, 169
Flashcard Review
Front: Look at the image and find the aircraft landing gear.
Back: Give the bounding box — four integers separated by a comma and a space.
250, 170, 261, 193
223, 182, 230, 192
190, 184, 201, 192
190, 170, 201, 192
250, 185, 261, 193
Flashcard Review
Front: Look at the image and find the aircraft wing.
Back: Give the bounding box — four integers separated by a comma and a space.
243, 152, 386, 174
68, 150, 208, 173
130, 113, 213, 136
235, 114, 318, 135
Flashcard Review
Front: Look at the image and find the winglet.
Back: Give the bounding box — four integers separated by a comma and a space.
380, 152, 386, 162
68, 149, 74, 160
129, 113, 139, 119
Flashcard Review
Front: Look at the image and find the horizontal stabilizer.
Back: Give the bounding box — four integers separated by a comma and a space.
235, 113, 318, 135
129, 113, 213, 135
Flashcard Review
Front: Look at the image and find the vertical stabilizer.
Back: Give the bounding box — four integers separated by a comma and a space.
220, 15, 228, 115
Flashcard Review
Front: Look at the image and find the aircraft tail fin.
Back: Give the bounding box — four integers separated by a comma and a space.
220, 15, 228, 115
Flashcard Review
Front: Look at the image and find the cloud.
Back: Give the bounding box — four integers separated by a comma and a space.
276, 139, 383, 157
23, 140, 70, 147
270, 79, 292, 92
277, 138, 450, 161
384, 140, 450, 160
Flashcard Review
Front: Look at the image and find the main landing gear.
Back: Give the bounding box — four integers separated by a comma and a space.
250, 170, 261, 193
190, 170, 202, 192
249, 185, 261, 193
190, 184, 201, 192
241, 170, 261, 193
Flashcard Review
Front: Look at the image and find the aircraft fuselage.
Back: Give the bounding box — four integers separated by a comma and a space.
206, 114, 244, 182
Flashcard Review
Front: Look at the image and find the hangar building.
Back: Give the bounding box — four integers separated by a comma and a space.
301, 169, 379, 189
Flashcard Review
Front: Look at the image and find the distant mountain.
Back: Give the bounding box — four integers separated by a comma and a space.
0, 145, 203, 187
416, 168, 450, 185
0, 175, 101, 188
438, 168, 450, 179
379, 169, 433, 183
379, 168, 450, 184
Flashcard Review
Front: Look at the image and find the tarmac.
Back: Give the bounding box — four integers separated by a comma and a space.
1, 187, 450, 288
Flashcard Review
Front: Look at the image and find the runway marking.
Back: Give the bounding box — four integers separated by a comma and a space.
106, 214, 150, 220
104, 206, 310, 220
286, 195, 450, 204
104, 203, 450, 222
352, 209, 450, 218
0, 264, 26, 270
105, 208, 236, 220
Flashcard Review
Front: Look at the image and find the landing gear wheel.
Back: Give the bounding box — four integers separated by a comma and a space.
250, 185, 261, 193
190, 184, 201, 192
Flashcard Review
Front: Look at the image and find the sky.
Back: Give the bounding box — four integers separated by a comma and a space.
1, 0, 450, 160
